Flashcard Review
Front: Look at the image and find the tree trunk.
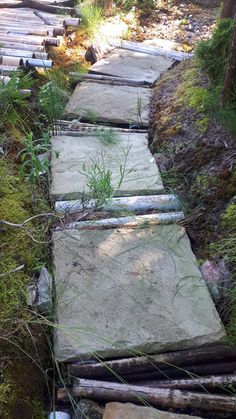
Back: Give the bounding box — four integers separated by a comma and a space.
221, 0, 236, 19
222, 13, 236, 102
58, 379, 236, 413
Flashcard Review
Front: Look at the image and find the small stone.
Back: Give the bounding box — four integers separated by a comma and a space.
200, 259, 231, 302
36, 267, 53, 314
27, 284, 37, 306
73, 399, 104, 419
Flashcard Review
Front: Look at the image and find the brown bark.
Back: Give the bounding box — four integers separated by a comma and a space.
221, 0, 236, 19
58, 379, 236, 413
222, 13, 236, 102
68, 345, 236, 379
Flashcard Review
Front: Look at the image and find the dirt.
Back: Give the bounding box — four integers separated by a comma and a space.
149, 60, 236, 259
129, 1, 218, 50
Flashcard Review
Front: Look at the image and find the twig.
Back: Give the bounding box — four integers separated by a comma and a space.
0, 264, 25, 277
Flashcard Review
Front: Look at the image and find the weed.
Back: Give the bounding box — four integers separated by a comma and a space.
18, 132, 50, 194
95, 126, 119, 145
81, 156, 114, 205
38, 81, 67, 127
79, 1, 103, 37
0, 72, 34, 132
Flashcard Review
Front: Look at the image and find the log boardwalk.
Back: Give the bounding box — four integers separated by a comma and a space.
0, 0, 79, 73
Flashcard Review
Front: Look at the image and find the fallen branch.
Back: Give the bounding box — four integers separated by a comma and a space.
58, 379, 236, 413
68, 345, 236, 379
22, 0, 73, 14
0, 264, 25, 277
135, 374, 236, 391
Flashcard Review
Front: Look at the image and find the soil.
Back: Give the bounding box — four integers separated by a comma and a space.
149, 60, 236, 259
129, 1, 218, 49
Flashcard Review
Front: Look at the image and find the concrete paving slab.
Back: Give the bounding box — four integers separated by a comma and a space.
53, 224, 225, 362
103, 403, 203, 419
65, 82, 151, 126
89, 49, 173, 83
51, 132, 164, 199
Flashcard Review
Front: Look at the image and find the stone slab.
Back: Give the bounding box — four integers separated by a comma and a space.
103, 403, 203, 419
89, 49, 173, 83
65, 82, 151, 126
51, 133, 164, 199
53, 224, 225, 362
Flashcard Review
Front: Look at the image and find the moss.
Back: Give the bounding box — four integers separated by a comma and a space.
196, 116, 209, 134
0, 159, 49, 417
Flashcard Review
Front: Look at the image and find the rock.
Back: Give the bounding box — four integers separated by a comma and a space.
73, 399, 104, 419
85, 45, 103, 64
102, 402, 203, 418
27, 284, 37, 306
200, 259, 231, 302
154, 153, 170, 172
53, 224, 225, 362
36, 267, 53, 314
65, 82, 151, 126
89, 49, 173, 84
51, 132, 164, 199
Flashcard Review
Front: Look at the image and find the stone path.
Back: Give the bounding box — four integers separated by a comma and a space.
51, 45, 225, 364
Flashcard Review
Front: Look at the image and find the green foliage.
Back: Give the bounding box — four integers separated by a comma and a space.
38, 81, 67, 125
196, 18, 234, 83
79, 1, 103, 37
114, 0, 155, 12
18, 132, 50, 192
95, 127, 119, 145
81, 157, 114, 205
0, 73, 34, 132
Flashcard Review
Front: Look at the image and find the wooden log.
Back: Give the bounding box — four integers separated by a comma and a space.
0, 56, 23, 67
0, 34, 44, 46
136, 374, 236, 390
53, 27, 65, 36
0, 42, 45, 51
70, 72, 152, 87
58, 379, 236, 413
44, 37, 60, 47
68, 345, 236, 379
55, 120, 145, 133
55, 212, 185, 231
112, 40, 193, 62
33, 51, 49, 59
33, 10, 54, 25
0, 48, 34, 58
125, 361, 236, 382
0, 1, 23, 7
63, 17, 80, 27
55, 195, 181, 215
25, 58, 53, 68
22, 0, 73, 14
7, 28, 49, 37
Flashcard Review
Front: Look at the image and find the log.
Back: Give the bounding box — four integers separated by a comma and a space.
33, 51, 49, 59
55, 195, 180, 215
63, 17, 80, 27
112, 40, 193, 62
0, 48, 34, 58
6, 28, 49, 37
55, 120, 145, 133
70, 72, 152, 87
125, 361, 236, 382
25, 58, 53, 68
55, 212, 185, 231
44, 37, 60, 47
0, 56, 23, 67
58, 379, 236, 413
0, 42, 45, 51
22, 0, 73, 14
135, 374, 236, 390
0, 1, 23, 7
53, 27, 65, 36
0, 34, 44, 46
68, 345, 236, 379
